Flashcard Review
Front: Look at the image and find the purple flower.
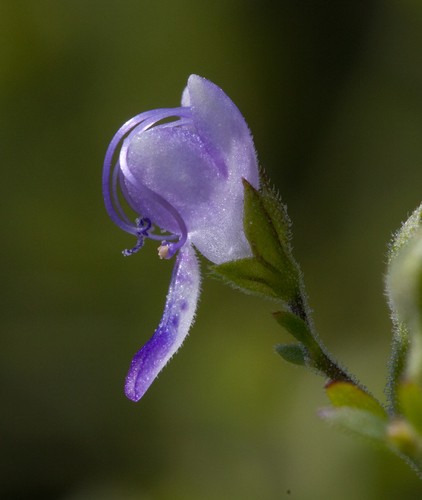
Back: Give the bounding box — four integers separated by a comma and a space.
103, 75, 259, 401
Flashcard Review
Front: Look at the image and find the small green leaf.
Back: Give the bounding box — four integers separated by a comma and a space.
210, 257, 298, 302
398, 382, 422, 435
273, 311, 353, 382
326, 381, 387, 419
275, 343, 307, 366
273, 310, 316, 348
319, 407, 387, 443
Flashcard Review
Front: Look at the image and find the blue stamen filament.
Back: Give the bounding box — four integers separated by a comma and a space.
124, 217, 186, 260
122, 218, 152, 256
103, 107, 191, 260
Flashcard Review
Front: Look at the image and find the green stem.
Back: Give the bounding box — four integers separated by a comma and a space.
289, 293, 357, 385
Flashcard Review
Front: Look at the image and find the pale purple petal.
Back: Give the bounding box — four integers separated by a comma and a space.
125, 125, 221, 235
124, 244, 200, 401
183, 74, 259, 186
182, 75, 259, 264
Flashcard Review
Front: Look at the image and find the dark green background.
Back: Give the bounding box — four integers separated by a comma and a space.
2, 1, 422, 498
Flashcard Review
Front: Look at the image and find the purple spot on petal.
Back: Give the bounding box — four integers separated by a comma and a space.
180, 300, 188, 311
170, 315, 180, 327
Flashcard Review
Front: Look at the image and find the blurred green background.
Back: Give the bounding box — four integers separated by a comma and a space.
2, 1, 422, 498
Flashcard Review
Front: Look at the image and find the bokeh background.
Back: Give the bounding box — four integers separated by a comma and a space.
2, 1, 422, 498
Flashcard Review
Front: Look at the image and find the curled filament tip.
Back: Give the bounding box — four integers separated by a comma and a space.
122, 218, 152, 257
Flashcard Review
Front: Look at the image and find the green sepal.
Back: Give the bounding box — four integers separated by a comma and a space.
398, 382, 422, 435
210, 177, 303, 303
319, 407, 387, 443
258, 172, 292, 248
210, 257, 297, 300
243, 175, 291, 253
326, 381, 387, 419
242, 178, 300, 290
275, 343, 307, 366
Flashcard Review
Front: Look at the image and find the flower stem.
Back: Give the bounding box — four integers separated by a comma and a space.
290, 292, 355, 385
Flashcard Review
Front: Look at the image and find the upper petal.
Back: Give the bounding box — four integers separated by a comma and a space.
124, 244, 200, 401
183, 74, 259, 187
181, 75, 260, 263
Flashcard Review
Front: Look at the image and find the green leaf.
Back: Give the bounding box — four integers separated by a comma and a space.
210, 177, 305, 305
326, 381, 387, 419
210, 257, 299, 302
319, 407, 387, 443
275, 343, 307, 366
273, 309, 316, 348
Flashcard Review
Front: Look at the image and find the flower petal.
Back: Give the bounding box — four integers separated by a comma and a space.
182, 75, 260, 264
125, 125, 220, 235
124, 244, 201, 401
184, 74, 259, 186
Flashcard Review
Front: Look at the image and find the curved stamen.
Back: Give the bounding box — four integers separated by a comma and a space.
118, 120, 189, 257
121, 173, 188, 256
102, 107, 191, 236
118, 111, 190, 188
122, 218, 152, 256
103, 111, 161, 234
111, 160, 132, 225
117, 170, 180, 243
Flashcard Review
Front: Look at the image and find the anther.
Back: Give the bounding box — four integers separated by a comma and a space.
157, 243, 170, 259
157, 240, 181, 260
